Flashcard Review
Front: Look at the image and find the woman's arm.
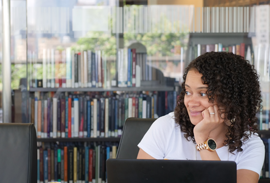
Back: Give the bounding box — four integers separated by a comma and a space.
237, 169, 259, 183
137, 148, 155, 159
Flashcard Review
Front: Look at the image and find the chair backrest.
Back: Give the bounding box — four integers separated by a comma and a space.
116, 118, 156, 159
0, 123, 37, 183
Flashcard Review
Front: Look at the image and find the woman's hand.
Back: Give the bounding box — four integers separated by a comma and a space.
193, 105, 225, 143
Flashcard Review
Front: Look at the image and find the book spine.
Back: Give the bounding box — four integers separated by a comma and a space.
84, 51, 88, 88
85, 146, 89, 183
93, 99, 97, 138
46, 49, 51, 88
68, 97, 72, 138
66, 47, 72, 87
79, 96, 84, 137
101, 54, 105, 88
105, 98, 109, 137
97, 51, 101, 87
100, 98, 105, 137
82, 148, 86, 182
74, 98, 79, 137
127, 49, 132, 87
108, 98, 112, 137
57, 149, 61, 181
87, 100, 91, 138
65, 96, 69, 138
92, 52, 96, 87
62, 50, 66, 88
50, 95, 54, 138
97, 99, 100, 137
44, 100, 47, 138
83, 97, 87, 138
57, 98, 61, 137
73, 147, 77, 182
53, 98, 57, 138
118, 49, 123, 87
51, 49, 55, 88
61, 149, 64, 182
89, 149, 93, 182
61, 98, 66, 138
35, 98, 38, 134
72, 98, 75, 137
48, 149, 51, 182
41, 99, 44, 138
51, 149, 54, 181
95, 52, 99, 88
64, 146, 68, 182
80, 51, 84, 88
111, 97, 115, 137
71, 50, 75, 88
91, 100, 94, 137
95, 146, 100, 183
68, 147, 73, 182
115, 99, 118, 136
43, 49, 47, 88
37, 149, 40, 183
38, 100, 42, 138
40, 148, 44, 183
87, 50, 92, 87
132, 49, 136, 87
74, 53, 78, 88
78, 53, 81, 87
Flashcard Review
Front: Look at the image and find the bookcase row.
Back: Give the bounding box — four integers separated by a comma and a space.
37, 142, 118, 183
189, 42, 251, 61
28, 91, 177, 139
29, 48, 164, 89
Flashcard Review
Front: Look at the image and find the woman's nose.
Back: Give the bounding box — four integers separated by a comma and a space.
187, 96, 200, 107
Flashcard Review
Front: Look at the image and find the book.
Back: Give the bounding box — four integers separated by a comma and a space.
64, 146, 68, 183
74, 98, 79, 137
40, 148, 44, 183
44, 150, 48, 182
73, 147, 77, 182
68, 146, 73, 183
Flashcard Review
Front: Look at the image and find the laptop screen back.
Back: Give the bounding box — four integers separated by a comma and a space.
107, 159, 236, 183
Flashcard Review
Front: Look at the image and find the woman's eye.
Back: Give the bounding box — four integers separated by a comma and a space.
185, 91, 191, 95
200, 93, 207, 97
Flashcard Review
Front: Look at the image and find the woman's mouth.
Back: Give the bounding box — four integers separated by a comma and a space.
189, 110, 202, 117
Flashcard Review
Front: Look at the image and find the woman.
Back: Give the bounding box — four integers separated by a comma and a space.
137, 52, 265, 183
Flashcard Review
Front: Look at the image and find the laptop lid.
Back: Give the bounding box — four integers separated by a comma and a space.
107, 159, 236, 183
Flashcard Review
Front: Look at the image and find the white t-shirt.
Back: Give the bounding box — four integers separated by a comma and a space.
138, 112, 265, 175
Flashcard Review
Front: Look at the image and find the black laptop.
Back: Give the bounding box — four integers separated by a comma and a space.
106, 159, 236, 183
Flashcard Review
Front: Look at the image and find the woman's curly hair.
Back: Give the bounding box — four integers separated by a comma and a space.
174, 52, 262, 153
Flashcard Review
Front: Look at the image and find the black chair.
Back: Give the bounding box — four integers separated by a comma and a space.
0, 123, 37, 183
116, 118, 156, 159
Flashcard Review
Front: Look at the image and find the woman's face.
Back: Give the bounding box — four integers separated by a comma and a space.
184, 69, 214, 125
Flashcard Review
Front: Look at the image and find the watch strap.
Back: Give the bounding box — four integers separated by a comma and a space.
196, 138, 216, 152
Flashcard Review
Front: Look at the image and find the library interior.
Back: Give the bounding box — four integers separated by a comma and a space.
1, 0, 270, 183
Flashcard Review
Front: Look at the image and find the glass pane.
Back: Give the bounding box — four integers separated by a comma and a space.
0, 0, 2, 123
10, 0, 27, 123
7, 0, 269, 181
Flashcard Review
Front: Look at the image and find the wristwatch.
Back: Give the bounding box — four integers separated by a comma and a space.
196, 138, 217, 152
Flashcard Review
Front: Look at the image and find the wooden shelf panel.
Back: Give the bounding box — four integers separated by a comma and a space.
37, 137, 121, 142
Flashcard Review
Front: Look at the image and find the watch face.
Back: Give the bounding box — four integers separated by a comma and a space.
208, 139, 217, 150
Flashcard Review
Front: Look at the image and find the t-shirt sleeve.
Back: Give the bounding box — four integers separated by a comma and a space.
138, 116, 172, 159
237, 135, 265, 175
